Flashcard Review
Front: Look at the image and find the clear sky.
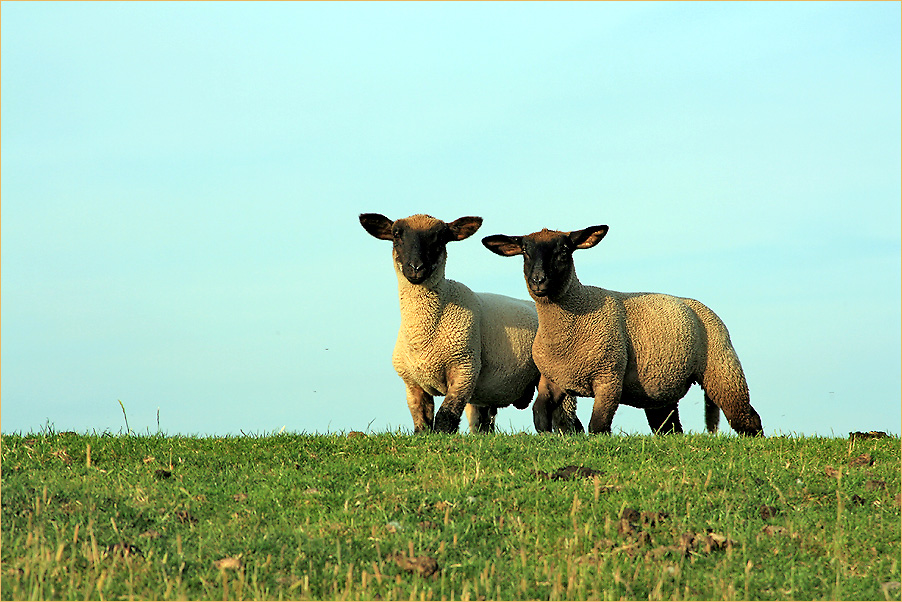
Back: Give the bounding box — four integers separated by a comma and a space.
2, 2, 900, 437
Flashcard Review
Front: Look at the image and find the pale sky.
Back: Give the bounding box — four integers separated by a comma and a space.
2, 1, 900, 436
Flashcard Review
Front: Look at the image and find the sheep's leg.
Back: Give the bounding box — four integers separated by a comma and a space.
533, 376, 563, 432
644, 404, 683, 435
551, 394, 584, 434
405, 384, 435, 433
704, 394, 720, 433
465, 404, 497, 433
433, 371, 477, 433
483, 406, 498, 432
534, 377, 584, 434
588, 380, 621, 434
464, 404, 480, 431
532, 401, 551, 431
434, 396, 466, 432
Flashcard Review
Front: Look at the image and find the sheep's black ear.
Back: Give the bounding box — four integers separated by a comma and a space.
447, 216, 483, 242
569, 225, 608, 250
359, 213, 394, 240
482, 235, 524, 257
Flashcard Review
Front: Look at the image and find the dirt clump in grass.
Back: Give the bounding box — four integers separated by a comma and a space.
531, 465, 603, 480
849, 431, 889, 440
848, 453, 874, 467
391, 553, 439, 578
620, 507, 668, 526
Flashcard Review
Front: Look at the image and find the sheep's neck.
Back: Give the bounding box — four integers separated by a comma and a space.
394, 261, 448, 338
533, 274, 592, 336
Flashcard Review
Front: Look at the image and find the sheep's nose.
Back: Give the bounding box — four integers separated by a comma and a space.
530, 272, 547, 286
404, 260, 430, 284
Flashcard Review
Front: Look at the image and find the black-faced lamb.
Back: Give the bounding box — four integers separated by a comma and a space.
359, 213, 582, 434
482, 225, 763, 436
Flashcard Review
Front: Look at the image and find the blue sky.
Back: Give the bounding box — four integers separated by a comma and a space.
2, 2, 900, 437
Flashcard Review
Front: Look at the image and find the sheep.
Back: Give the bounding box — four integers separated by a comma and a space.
482, 225, 763, 436
359, 213, 582, 434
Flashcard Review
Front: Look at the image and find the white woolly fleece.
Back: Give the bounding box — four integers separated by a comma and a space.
532, 269, 760, 434
391, 249, 540, 407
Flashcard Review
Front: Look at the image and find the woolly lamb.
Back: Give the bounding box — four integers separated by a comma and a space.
359, 213, 582, 434
482, 225, 763, 436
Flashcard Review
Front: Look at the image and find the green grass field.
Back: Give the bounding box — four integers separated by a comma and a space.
2, 430, 899, 600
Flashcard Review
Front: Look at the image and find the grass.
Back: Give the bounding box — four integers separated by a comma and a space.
1, 430, 899, 600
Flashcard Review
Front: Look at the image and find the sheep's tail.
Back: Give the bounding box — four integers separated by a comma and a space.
688, 300, 763, 436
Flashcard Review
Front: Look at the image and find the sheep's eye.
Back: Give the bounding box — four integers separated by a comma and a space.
392, 229, 402, 240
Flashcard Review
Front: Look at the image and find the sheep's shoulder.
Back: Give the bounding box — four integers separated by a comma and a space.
532, 286, 628, 394
437, 279, 482, 337
391, 339, 451, 397
398, 279, 479, 341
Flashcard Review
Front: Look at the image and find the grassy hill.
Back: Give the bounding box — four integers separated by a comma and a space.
2, 430, 899, 600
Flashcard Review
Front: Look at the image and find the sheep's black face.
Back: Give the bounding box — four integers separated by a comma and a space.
482, 225, 609, 301
392, 222, 448, 285
522, 235, 575, 299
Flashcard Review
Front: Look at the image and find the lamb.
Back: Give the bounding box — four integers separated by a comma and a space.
359, 213, 582, 434
482, 225, 763, 436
